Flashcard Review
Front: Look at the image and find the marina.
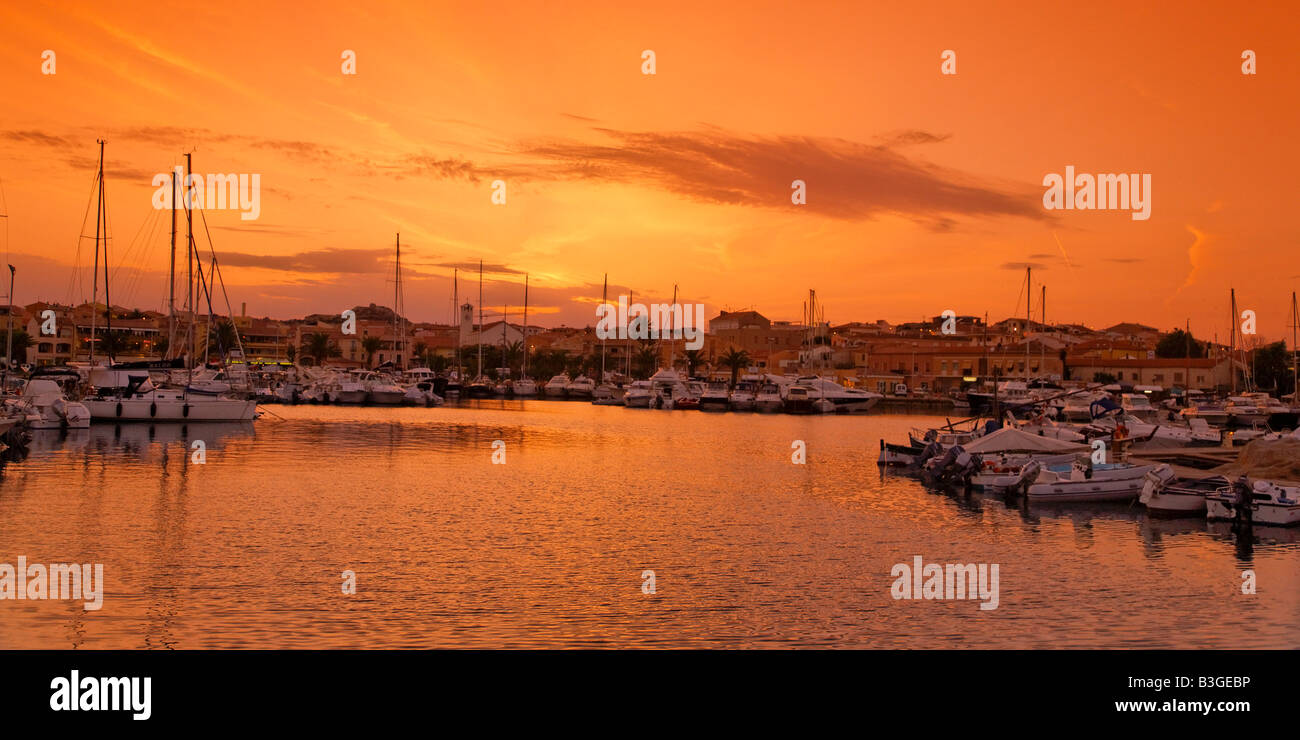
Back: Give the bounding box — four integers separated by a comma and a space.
1, 404, 1296, 649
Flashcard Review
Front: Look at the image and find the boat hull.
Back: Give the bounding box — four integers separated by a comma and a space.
84, 397, 257, 422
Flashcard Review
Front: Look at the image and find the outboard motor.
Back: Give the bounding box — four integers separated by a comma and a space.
917, 440, 943, 466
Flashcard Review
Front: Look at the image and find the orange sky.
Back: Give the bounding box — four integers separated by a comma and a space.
1, 1, 1297, 341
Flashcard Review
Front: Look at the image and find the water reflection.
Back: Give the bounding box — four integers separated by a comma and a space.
0, 405, 1295, 649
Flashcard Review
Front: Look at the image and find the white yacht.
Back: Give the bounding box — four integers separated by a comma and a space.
367, 373, 406, 405
754, 378, 786, 413
728, 376, 759, 412
789, 376, 882, 414
623, 380, 654, 408
544, 374, 570, 398
513, 377, 538, 397
699, 380, 731, 412
1120, 393, 1159, 422
566, 375, 595, 399
331, 371, 370, 404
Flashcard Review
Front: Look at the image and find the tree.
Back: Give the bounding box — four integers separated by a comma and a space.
360, 335, 383, 368
633, 342, 659, 378
98, 330, 131, 360
302, 331, 341, 365
1156, 328, 1205, 359
286, 344, 297, 364
1092, 372, 1117, 384
683, 349, 704, 378
1249, 341, 1290, 392
720, 347, 751, 388
6, 329, 34, 365
208, 319, 239, 356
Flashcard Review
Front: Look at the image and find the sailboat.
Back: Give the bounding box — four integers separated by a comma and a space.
592, 273, 620, 403
464, 260, 494, 398
81, 147, 257, 422
513, 274, 537, 397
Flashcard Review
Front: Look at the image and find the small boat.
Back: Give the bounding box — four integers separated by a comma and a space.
1027, 461, 1155, 503
513, 377, 538, 397
623, 380, 653, 408
754, 380, 784, 413
1139, 464, 1224, 516
6, 376, 91, 429
463, 374, 494, 398
566, 375, 595, 399
366, 374, 406, 405
728, 376, 758, 412
699, 381, 731, 412
1206, 478, 1300, 526
544, 374, 570, 398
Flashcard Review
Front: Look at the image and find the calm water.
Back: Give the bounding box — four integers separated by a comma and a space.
1, 402, 1296, 649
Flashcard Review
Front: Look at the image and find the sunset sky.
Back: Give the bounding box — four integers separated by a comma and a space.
1, 1, 1297, 341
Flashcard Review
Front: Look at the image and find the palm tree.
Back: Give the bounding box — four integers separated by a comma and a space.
428, 353, 450, 373
720, 347, 751, 388
7, 328, 34, 365
208, 319, 239, 355
634, 340, 659, 379
683, 349, 704, 378
412, 341, 429, 366
286, 344, 297, 365
301, 331, 340, 366
360, 335, 383, 368
99, 330, 131, 361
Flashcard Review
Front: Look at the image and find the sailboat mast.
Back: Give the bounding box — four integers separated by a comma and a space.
626, 289, 633, 376
184, 153, 193, 375
478, 259, 484, 377
601, 273, 607, 381
1041, 285, 1046, 377
90, 140, 104, 365
669, 283, 677, 370
1230, 288, 1237, 394
522, 274, 529, 378
453, 268, 459, 379
168, 166, 177, 359
1293, 292, 1298, 400
1025, 266, 1031, 382
394, 232, 403, 371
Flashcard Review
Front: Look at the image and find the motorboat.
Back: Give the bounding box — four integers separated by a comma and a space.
513, 377, 538, 397
1120, 393, 1159, 423
1206, 478, 1300, 526
754, 379, 785, 413
728, 376, 759, 412
366, 373, 407, 405
699, 380, 731, 412
623, 380, 654, 408
789, 376, 882, 414
464, 375, 495, 399
1139, 465, 1224, 516
6, 375, 90, 429
566, 375, 595, 399
1026, 460, 1156, 503
544, 374, 570, 398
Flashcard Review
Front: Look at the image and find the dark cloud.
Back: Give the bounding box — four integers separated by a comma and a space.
215, 247, 393, 274
1, 130, 74, 147
512, 127, 1044, 226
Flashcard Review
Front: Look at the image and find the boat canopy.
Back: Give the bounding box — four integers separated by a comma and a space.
963, 427, 1089, 454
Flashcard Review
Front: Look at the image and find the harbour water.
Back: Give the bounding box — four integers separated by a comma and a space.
1, 402, 1296, 649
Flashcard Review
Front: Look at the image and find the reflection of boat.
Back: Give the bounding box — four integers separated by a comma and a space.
85, 420, 256, 451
